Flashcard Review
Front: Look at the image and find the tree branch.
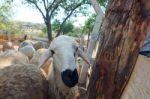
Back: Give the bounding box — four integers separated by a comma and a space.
56, 2, 83, 37
49, 0, 63, 17
42, 0, 47, 11
35, 4, 47, 22
47, 0, 56, 12
27, 0, 46, 20
46, 0, 49, 8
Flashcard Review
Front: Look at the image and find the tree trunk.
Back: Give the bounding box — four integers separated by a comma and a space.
46, 22, 52, 42
45, 12, 52, 42
86, 0, 150, 99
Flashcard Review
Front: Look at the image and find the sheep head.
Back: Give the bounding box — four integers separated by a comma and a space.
39, 35, 90, 88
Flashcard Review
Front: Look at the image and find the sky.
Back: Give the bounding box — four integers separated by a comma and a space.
12, 0, 45, 23
12, 0, 95, 27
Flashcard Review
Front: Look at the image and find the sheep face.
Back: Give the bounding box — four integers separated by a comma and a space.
39, 35, 90, 88
52, 44, 79, 88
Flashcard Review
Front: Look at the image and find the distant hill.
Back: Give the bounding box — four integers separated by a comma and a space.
20, 22, 45, 30
0, 21, 46, 37
14, 21, 46, 36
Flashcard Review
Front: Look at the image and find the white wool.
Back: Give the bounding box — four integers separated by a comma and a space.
19, 40, 33, 49
49, 35, 77, 72
18, 45, 36, 59
50, 35, 76, 49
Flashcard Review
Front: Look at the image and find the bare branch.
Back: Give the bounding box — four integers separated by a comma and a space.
49, 0, 63, 17
46, 0, 49, 8
47, 0, 56, 11
28, 1, 46, 22
42, 0, 47, 11
35, 4, 46, 20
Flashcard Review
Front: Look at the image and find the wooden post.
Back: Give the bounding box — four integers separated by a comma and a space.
86, 0, 150, 98
79, 0, 104, 86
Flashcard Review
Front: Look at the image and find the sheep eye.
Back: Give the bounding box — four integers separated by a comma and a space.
50, 50, 55, 55
74, 47, 79, 56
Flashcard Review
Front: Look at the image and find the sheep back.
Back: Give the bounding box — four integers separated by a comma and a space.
18, 45, 35, 59
0, 63, 48, 99
19, 40, 33, 49
0, 50, 29, 69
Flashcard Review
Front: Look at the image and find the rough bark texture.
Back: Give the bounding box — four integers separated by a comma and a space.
86, 0, 150, 99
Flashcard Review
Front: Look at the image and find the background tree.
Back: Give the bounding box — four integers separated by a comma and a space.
82, 14, 96, 46
98, 0, 108, 8
0, 0, 13, 30
23, 0, 89, 41
86, 0, 150, 99
82, 14, 96, 35
52, 19, 82, 37
52, 19, 74, 35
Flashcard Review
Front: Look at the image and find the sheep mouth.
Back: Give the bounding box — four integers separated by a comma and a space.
61, 69, 79, 88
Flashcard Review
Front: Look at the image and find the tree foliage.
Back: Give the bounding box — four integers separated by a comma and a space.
22, 0, 89, 41
52, 19, 74, 34
0, 0, 13, 30
0, 0, 13, 20
82, 14, 96, 35
98, 0, 108, 8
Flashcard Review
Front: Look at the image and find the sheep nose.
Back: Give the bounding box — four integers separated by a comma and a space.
61, 69, 79, 87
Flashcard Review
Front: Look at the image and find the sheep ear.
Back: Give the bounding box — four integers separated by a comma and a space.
38, 49, 54, 68
77, 48, 90, 66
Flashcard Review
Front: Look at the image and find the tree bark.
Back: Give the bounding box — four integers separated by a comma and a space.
45, 13, 52, 42
46, 22, 52, 42
86, 0, 150, 99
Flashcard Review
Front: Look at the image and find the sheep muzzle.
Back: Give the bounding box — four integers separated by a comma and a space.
61, 69, 78, 88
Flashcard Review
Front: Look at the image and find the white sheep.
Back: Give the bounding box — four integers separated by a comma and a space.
18, 45, 36, 59
30, 48, 52, 75
18, 40, 33, 49
0, 50, 29, 69
121, 55, 150, 99
39, 35, 90, 99
2, 41, 14, 51
0, 63, 48, 99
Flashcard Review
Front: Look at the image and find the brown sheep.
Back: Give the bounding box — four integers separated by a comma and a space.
0, 63, 48, 99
